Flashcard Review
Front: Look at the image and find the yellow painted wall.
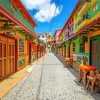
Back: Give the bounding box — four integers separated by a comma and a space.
14, 33, 29, 70
24, 39, 29, 66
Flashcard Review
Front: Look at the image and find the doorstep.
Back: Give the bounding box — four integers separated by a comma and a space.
0, 60, 38, 99
55, 53, 66, 63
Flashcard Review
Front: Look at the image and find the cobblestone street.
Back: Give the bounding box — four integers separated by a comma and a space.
2, 53, 100, 100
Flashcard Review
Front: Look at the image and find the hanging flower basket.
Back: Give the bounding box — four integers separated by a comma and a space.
67, 40, 71, 45
79, 35, 84, 44
79, 35, 88, 44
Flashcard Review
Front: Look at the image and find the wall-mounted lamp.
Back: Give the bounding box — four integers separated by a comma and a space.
6, 32, 14, 36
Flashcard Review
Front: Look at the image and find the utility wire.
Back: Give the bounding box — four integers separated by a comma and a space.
46, 1, 52, 32
48, 0, 60, 33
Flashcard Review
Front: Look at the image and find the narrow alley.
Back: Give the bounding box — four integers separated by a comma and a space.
1, 53, 100, 100
0, 0, 100, 100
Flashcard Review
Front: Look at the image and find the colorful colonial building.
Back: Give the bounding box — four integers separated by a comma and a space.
56, 0, 100, 71
38, 33, 52, 43
52, 29, 61, 53
0, 0, 45, 80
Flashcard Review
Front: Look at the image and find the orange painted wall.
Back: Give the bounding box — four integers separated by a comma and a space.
85, 30, 100, 53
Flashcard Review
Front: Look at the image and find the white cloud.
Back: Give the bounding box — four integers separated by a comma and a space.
22, 0, 51, 10
34, 3, 62, 22
21, 0, 62, 22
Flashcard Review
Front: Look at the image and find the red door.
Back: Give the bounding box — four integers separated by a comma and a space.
68, 45, 70, 58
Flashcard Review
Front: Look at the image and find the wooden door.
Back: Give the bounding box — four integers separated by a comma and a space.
29, 43, 31, 64
3, 42, 7, 76
0, 41, 3, 77
68, 45, 70, 58
62, 47, 63, 56
0, 36, 7, 78
8, 38, 15, 74
91, 35, 100, 70
0, 35, 16, 78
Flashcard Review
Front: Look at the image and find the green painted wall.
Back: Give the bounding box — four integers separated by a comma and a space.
75, 38, 80, 53
61, 37, 90, 66
70, 43, 73, 52
67, 37, 90, 66
0, 0, 35, 32
88, 0, 100, 18
74, 0, 100, 33
58, 0, 100, 67
69, 38, 80, 53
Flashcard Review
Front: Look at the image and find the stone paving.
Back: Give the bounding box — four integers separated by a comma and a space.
2, 53, 100, 100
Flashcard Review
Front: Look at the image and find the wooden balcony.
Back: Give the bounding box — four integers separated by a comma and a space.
78, 1, 91, 16
78, 19, 90, 30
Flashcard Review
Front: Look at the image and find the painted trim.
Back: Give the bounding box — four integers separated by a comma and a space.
60, 17, 100, 45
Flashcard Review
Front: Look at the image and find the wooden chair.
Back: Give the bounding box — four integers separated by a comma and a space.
66, 58, 71, 67
86, 71, 100, 95
79, 68, 89, 88
70, 58, 73, 67
66, 58, 73, 67
96, 73, 100, 93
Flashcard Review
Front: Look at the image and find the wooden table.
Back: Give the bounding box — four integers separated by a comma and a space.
79, 64, 96, 87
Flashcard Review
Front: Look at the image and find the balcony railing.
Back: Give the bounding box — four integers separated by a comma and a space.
78, 14, 90, 26
78, 0, 91, 13
64, 34, 74, 40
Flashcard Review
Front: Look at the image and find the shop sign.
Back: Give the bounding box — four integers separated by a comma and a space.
73, 54, 77, 61
18, 58, 25, 67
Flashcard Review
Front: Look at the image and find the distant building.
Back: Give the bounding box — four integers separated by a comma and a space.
50, 29, 62, 53
38, 33, 52, 43
54, 29, 62, 44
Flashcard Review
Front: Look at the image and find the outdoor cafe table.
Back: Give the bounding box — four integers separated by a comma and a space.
79, 64, 96, 87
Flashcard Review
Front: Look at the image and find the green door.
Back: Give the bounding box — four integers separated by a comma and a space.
91, 35, 100, 70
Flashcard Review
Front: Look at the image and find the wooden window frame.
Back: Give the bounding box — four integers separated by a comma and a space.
80, 42, 85, 53
72, 43, 76, 52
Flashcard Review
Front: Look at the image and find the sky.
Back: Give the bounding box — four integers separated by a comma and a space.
21, 0, 78, 35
